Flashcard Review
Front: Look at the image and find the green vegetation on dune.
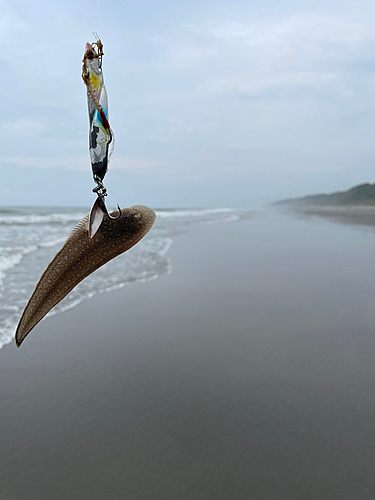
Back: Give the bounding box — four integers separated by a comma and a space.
275, 183, 375, 207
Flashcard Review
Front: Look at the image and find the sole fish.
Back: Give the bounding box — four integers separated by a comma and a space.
15, 205, 156, 347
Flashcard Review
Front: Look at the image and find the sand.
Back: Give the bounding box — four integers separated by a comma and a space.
1, 211, 375, 499
290, 204, 375, 229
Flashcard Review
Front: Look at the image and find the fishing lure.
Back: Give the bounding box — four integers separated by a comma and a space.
82, 36, 113, 184
15, 38, 156, 347
82, 36, 118, 237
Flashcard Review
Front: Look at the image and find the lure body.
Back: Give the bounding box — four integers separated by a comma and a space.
15, 206, 156, 347
82, 40, 113, 182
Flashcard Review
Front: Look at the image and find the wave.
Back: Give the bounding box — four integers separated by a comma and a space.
0, 245, 38, 286
0, 208, 24, 215
143, 236, 173, 255
199, 214, 241, 224
38, 237, 67, 248
0, 208, 239, 224
0, 315, 18, 350
0, 236, 173, 351
47, 254, 173, 319
0, 233, 71, 286
46, 236, 173, 318
0, 212, 86, 226
0, 334, 13, 350
155, 208, 235, 218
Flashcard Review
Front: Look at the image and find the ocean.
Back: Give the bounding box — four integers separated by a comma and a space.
0, 206, 245, 350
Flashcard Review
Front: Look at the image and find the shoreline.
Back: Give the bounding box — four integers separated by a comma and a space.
281, 204, 375, 229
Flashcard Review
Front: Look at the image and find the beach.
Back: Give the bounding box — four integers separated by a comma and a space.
1, 209, 375, 499
289, 204, 375, 229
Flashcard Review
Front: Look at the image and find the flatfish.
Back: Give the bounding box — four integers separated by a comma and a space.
15, 205, 156, 347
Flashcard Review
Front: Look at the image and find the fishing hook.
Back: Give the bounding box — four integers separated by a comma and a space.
93, 176, 122, 220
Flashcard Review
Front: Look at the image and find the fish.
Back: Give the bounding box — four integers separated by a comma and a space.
15, 205, 156, 347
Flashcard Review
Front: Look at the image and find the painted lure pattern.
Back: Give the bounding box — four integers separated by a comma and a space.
82, 37, 113, 183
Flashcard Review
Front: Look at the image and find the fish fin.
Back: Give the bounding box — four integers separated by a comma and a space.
88, 198, 105, 238
67, 215, 90, 241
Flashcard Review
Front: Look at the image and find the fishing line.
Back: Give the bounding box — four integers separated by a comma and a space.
97, 0, 100, 33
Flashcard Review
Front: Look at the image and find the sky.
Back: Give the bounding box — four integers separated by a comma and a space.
2, 0, 375, 208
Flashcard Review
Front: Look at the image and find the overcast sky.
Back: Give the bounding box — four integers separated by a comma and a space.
2, 0, 375, 208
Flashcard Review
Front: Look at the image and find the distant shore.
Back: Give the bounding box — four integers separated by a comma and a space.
282, 204, 375, 229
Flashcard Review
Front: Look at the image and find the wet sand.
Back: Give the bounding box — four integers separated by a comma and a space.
1, 212, 375, 499
290, 204, 375, 229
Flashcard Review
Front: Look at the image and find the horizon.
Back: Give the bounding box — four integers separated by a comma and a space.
1, 179, 374, 209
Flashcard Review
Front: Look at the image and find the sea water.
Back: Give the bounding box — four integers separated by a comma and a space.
0, 206, 245, 350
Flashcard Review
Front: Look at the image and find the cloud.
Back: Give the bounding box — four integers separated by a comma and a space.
10, 155, 163, 174
109, 157, 162, 173
10, 156, 89, 170
3, 0, 375, 206
9, 118, 44, 135
176, 14, 375, 98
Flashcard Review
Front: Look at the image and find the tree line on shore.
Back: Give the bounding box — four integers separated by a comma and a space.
274, 183, 375, 207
